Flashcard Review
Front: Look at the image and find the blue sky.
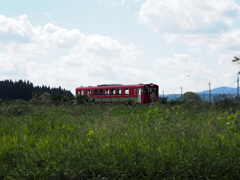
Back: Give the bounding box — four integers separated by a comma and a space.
0, 0, 240, 94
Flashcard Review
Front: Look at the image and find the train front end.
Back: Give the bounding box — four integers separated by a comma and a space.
143, 84, 159, 103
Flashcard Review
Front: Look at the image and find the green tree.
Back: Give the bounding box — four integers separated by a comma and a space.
232, 56, 240, 74
39, 92, 51, 102
180, 91, 201, 102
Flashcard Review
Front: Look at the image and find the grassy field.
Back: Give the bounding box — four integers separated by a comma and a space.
0, 100, 240, 179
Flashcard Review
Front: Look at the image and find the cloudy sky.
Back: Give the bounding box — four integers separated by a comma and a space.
1, 0, 240, 95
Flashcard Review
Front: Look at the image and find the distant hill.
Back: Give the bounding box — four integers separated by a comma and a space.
196, 86, 238, 94
162, 86, 239, 101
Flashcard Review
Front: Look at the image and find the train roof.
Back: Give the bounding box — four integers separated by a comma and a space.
76, 83, 158, 89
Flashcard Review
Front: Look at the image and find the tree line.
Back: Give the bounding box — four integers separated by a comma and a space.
0, 79, 74, 102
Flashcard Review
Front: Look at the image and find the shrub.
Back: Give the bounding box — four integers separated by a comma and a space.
76, 95, 91, 104
159, 97, 168, 104
179, 91, 202, 103
213, 94, 239, 113
51, 94, 70, 105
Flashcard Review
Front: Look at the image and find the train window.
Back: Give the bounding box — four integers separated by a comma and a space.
124, 88, 129, 96
110, 89, 115, 96
81, 90, 84, 95
134, 89, 136, 95
144, 86, 149, 94
87, 90, 91, 96
105, 89, 109, 96
116, 89, 121, 95
94, 89, 98, 96
150, 87, 158, 94
138, 88, 142, 95
99, 89, 103, 96
78, 91, 81, 95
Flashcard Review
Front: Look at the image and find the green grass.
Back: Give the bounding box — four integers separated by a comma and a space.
0, 101, 240, 179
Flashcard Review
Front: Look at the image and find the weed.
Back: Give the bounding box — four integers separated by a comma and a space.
0, 101, 240, 179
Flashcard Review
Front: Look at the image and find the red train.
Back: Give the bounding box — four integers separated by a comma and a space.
76, 83, 159, 103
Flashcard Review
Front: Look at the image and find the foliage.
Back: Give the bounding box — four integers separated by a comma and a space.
159, 97, 168, 104
0, 79, 33, 101
51, 94, 74, 105
125, 99, 136, 106
168, 98, 181, 105
39, 92, 51, 102
213, 94, 239, 113
219, 112, 240, 134
0, 101, 240, 179
232, 56, 240, 62
76, 95, 91, 104
232, 56, 240, 74
213, 94, 238, 104
179, 91, 202, 102
0, 100, 33, 116
0, 79, 74, 102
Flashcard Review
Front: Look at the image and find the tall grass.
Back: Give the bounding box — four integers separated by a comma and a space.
0, 101, 240, 179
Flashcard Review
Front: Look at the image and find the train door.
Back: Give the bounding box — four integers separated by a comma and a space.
137, 88, 142, 103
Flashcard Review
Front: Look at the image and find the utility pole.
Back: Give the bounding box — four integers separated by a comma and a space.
237, 76, 239, 102
180, 86, 183, 96
208, 82, 211, 103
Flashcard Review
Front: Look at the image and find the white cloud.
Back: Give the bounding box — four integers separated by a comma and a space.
111, 0, 125, 5
0, 14, 34, 43
0, 53, 28, 80
154, 54, 215, 81
0, 13, 238, 94
42, 12, 50, 17
98, 0, 126, 5
152, 53, 236, 93
138, 0, 240, 34
163, 27, 240, 57
137, 0, 240, 63
0, 14, 147, 93
208, 29, 240, 53
0, 54, 16, 72
218, 54, 240, 75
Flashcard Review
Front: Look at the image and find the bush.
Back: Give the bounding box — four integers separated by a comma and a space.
213, 94, 239, 113
0, 100, 33, 116
51, 94, 71, 105
169, 99, 181, 105
76, 95, 91, 104
159, 97, 168, 104
179, 91, 202, 102
125, 99, 136, 106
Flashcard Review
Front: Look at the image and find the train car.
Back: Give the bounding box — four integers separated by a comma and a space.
75, 83, 159, 103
